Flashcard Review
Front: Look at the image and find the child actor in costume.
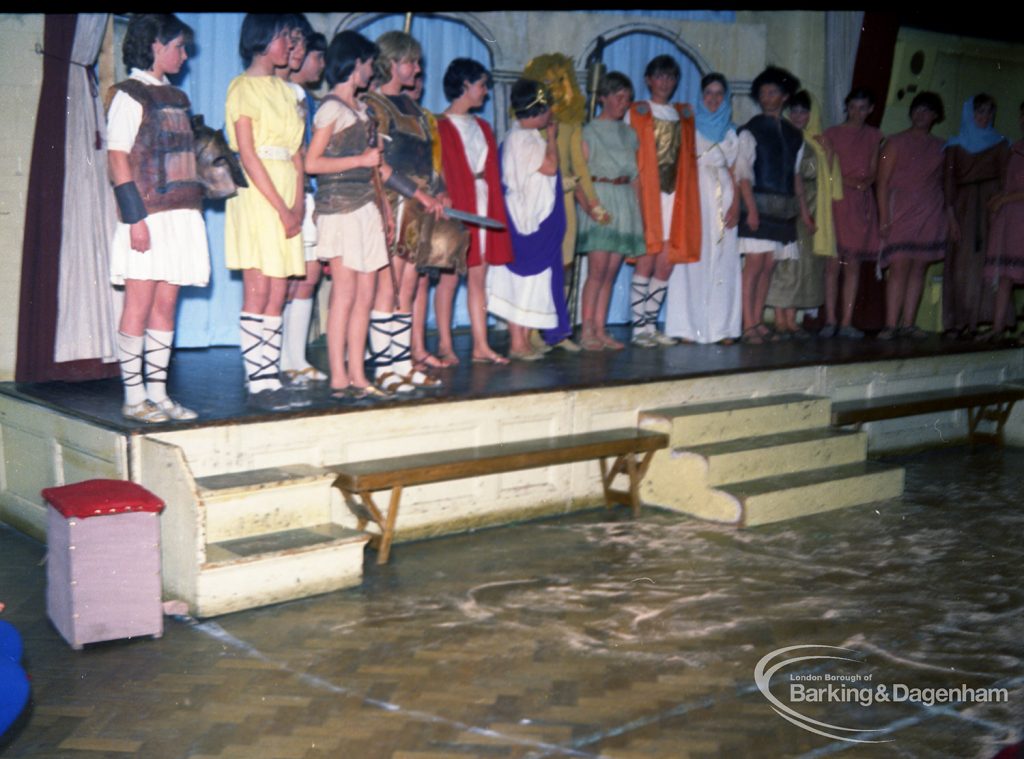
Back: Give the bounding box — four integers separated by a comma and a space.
627, 54, 701, 347
487, 79, 567, 360
576, 71, 645, 350
364, 31, 460, 392
107, 13, 209, 422
305, 31, 392, 400
435, 58, 513, 365
225, 14, 308, 410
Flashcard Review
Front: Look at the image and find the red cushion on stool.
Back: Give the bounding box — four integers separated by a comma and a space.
41, 479, 165, 520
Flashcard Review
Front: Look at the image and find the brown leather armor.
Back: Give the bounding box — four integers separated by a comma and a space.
109, 79, 203, 214
364, 92, 465, 271
313, 96, 377, 216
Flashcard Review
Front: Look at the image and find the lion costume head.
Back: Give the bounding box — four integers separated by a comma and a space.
523, 53, 585, 126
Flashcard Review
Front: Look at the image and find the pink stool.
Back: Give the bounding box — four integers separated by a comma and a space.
42, 480, 165, 650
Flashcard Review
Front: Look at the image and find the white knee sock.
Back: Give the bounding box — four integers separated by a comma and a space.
368, 310, 393, 380
631, 275, 651, 335
117, 331, 147, 406
240, 312, 265, 392
646, 277, 669, 332
281, 298, 314, 373
259, 315, 284, 392
389, 312, 413, 378
143, 328, 174, 404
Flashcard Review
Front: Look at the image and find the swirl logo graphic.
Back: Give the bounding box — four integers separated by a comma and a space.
754, 644, 894, 744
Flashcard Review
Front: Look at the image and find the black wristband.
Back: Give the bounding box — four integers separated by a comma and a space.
384, 171, 419, 199
114, 181, 148, 224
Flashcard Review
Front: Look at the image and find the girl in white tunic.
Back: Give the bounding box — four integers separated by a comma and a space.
664, 73, 741, 344
107, 14, 209, 422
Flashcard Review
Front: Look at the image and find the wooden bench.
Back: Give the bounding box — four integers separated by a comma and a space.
830, 383, 1024, 445
329, 428, 668, 564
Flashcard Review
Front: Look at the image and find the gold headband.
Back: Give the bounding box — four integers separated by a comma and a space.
516, 84, 548, 113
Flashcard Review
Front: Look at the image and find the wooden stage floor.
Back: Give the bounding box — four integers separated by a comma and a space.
0, 326, 1011, 433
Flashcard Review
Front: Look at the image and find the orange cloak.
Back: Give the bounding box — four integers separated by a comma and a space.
629, 101, 701, 263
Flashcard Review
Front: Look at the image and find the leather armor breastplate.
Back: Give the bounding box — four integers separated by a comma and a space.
364, 92, 434, 187
314, 96, 376, 215
109, 79, 203, 214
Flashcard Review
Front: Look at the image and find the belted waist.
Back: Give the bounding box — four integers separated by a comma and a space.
256, 145, 291, 161
592, 175, 631, 185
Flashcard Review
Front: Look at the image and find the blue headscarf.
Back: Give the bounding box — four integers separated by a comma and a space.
695, 83, 735, 144
945, 97, 1007, 154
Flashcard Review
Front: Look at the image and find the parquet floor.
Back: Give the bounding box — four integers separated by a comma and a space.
3, 447, 1024, 758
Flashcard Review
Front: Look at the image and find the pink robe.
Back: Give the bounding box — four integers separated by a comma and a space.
826, 124, 883, 262
984, 139, 1024, 284
879, 130, 946, 268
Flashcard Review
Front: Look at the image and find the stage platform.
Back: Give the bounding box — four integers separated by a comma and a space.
1, 327, 1022, 615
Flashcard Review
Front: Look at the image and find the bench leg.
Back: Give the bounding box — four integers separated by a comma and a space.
968, 401, 1015, 446
347, 488, 402, 565
600, 451, 657, 517
377, 485, 403, 565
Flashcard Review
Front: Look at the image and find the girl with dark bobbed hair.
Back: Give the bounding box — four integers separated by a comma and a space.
434, 57, 513, 365
304, 30, 395, 399
224, 14, 307, 410
875, 91, 950, 340
735, 65, 806, 343
107, 14, 208, 422
943, 93, 1012, 339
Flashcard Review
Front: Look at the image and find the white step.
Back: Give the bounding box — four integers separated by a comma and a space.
198, 523, 369, 616
727, 461, 905, 527
196, 464, 337, 543
687, 428, 867, 485
640, 394, 831, 446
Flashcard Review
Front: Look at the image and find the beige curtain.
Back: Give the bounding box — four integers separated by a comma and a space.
824, 11, 864, 130
54, 12, 119, 364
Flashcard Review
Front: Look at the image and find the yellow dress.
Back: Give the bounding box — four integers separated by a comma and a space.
224, 75, 305, 277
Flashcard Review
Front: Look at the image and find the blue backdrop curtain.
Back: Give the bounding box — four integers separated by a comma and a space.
175, 13, 246, 347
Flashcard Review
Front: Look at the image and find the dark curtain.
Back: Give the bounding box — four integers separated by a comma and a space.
15, 14, 118, 383
850, 12, 901, 332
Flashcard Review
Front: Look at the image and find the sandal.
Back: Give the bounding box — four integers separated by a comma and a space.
122, 400, 169, 423
412, 352, 446, 369
153, 398, 198, 420
471, 353, 510, 365
348, 383, 391, 400
376, 371, 416, 394
599, 334, 625, 350
580, 334, 605, 351
436, 352, 460, 367
406, 368, 443, 388
741, 327, 764, 345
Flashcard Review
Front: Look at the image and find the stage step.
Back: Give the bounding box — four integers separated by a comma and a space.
687, 427, 866, 485
640, 394, 831, 447
196, 464, 337, 543
200, 523, 369, 617
639, 393, 904, 527
728, 461, 905, 527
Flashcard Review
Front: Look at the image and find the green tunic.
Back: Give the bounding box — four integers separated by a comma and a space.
576, 120, 646, 256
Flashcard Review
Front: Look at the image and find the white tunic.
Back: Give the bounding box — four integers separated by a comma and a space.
665, 129, 742, 343
447, 113, 489, 256
108, 69, 210, 287
486, 123, 557, 328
